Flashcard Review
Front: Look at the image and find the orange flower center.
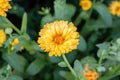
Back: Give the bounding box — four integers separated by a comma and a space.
116, 6, 120, 12
53, 34, 64, 45
83, 3, 88, 7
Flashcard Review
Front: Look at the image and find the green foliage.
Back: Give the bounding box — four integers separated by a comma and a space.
0, 0, 120, 80
41, 0, 76, 26
81, 56, 97, 69
77, 35, 87, 52
93, 3, 112, 26
0, 65, 12, 80
59, 71, 75, 80
58, 61, 67, 67
21, 12, 27, 34
26, 57, 47, 75
73, 60, 83, 79
2, 53, 28, 74
99, 64, 120, 80
54, 0, 76, 20
6, 75, 23, 80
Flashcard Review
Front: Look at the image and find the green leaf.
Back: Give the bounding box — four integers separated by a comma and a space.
6, 75, 23, 80
0, 17, 20, 34
54, 69, 64, 80
21, 12, 27, 34
50, 51, 77, 64
54, 0, 76, 20
93, 3, 112, 26
41, 0, 76, 26
99, 64, 120, 80
24, 40, 43, 53
59, 71, 75, 80
49, 56, 63, 63
0, 65, 12, 80
58, 61, 67, 67
41, 14, 56, 26
74, 60, 83, 77
81, 56, 97, 69
0, 16, 9, 28
26, 58, 47, 75
77, 35, 87, 51
66, 50, 77, 63
2, 53, 28, 73
80, 11, 89, 20
9, 4, 25, 17
96, 42, 109, 58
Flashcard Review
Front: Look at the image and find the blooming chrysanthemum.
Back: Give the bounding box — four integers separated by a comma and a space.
109, 1, 120, 16
84, 64, 99, 80
0, 0, 12, 17
37, 20, 79, 56
0, 29, 6, 47
79, 0, 92, 11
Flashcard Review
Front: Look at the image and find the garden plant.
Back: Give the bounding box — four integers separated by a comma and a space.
0, 0, 120, 80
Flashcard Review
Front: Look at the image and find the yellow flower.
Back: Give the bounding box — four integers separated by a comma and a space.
79, 0, 92, 11
11, 38, 21, 51
11, 38, 24, 51
0, 29, 6, 47
37, 20, 79, 56
0, 0, 12, 17
109, 1, 120, 16
84, 64, 99, 80
11, 38, 19, 46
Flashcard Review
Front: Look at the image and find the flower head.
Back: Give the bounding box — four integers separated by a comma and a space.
11, 38, 19, 46
84, 64, 99, 80
0, 29, 6, 47
79, 0, 92, 11
0, 0, 12, 17
11, 38, 24, 51
37, 20, 79, 56
109, 1, 120, 16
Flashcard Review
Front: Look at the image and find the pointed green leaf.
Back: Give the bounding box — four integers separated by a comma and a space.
54, 0, 76, 20
81, 56, 97, 69
59, 71, 75, 80
0, 17, 20, 34
74, 60, 84, 77
2, 53, 28, 73
26, 58, 47, 75
93, 3, 112, 26
99, 64, 120, 80
41, 14, 56, 26
21, 12, 27, 34
6, 75, 23, 80
78, 35, 87, 51
58, 61, 67, 67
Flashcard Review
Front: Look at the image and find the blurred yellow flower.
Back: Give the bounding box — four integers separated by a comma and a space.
109, 1, 120, 16
79, 0, 92, 11
84, 64, 99, 80
0, 0, 12, 17
11, 38, 24, 51
0, 29, 6, 47
11, 38, 19, 46
37, 20, 79, 56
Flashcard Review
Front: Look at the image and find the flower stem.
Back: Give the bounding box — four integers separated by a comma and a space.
98, 50, 105, 66
5, 18, 21, 34
74, 13, 82, 26
62, 54, 77, 78
81, 0, 96, 36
